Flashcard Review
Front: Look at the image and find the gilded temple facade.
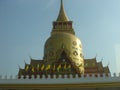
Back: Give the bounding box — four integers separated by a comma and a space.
1, 1, 120, 90
18, 0, 110, 78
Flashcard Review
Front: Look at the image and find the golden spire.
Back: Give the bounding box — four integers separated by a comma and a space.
56, 0, 69, 21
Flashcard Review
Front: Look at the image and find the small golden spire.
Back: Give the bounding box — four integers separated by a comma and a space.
56, 0, 69, 21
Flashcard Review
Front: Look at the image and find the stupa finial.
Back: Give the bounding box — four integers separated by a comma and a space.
56, 0, 69, 21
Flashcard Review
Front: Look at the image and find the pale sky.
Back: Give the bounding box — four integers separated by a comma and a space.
0, 0, 120, 75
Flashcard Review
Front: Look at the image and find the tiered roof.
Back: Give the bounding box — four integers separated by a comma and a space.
18, 57, 110, 78
18, 57, 79, 78
84, 57, 110, 74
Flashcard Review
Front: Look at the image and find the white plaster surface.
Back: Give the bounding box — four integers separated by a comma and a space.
0, 73, 120, 84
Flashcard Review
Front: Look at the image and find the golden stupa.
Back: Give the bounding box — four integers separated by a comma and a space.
44, 0, 84, 74
17, 0, 110, 78
1, 1, 120, 90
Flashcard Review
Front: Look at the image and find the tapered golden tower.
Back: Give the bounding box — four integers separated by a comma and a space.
18, 0, 110, 77
44, 0, 84, 74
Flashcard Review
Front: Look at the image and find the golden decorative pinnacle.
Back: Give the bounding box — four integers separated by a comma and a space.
56, 0, 69, 21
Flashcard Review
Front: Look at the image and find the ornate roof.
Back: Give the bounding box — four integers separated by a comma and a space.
103, 66, 110, 73
18, 57, 110, 76
84, 58, 97, 67
18, 57, 79, 76
84, 58, 110, 74
30, 59, 44, 66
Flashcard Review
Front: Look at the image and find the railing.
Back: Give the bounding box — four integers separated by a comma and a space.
0, 73, 120, 80
0, 73, 120, 85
